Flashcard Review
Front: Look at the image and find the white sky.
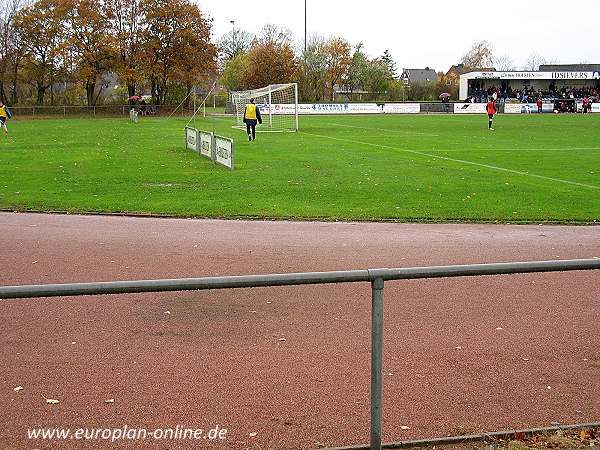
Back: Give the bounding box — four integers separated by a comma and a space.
196, 0, 600, 72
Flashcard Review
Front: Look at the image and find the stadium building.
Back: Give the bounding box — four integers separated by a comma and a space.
459, 64, 600, 104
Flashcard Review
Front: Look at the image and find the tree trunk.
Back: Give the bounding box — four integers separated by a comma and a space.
36, 83, 47, 105
86, 81, 96, 106
0, 79, 6, 104
10, 65, 19, 105
128, 83, 136, 98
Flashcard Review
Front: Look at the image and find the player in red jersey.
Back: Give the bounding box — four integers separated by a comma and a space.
487, 98, 496, 130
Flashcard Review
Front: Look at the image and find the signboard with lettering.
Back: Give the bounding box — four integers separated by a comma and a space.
214, 135, 234, 170
185, 127, 199, 153
199, 131, 213, 160
468, 71, 596, 80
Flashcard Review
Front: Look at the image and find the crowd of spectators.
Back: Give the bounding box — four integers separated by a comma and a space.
469, 84, 599, 103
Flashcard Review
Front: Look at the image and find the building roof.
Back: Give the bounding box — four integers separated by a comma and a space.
446, 64, 496, 77
540, 63, 600, 72
401, 68, 438, 83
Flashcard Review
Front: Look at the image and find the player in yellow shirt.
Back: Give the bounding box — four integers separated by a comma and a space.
0, 100, 10, 135
243, 98, 262, 141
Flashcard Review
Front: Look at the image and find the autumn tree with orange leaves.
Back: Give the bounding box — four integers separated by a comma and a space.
239, 24, 297, 90
140, 0, 216, 104
13, 0, 64, 105
323, 37, 351, 101
60, 0, 116, 106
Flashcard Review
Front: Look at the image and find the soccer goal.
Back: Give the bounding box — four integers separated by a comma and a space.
230, 83, 298, 132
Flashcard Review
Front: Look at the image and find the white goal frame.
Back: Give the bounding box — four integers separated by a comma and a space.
230, 83, 299, 132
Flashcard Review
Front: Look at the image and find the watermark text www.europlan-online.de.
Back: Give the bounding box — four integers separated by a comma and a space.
27, 424, 228, 443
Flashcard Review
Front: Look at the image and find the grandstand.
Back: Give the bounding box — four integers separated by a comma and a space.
459, 64, 600, 102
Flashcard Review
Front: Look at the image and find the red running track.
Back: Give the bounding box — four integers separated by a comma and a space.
1, 213, 599, 449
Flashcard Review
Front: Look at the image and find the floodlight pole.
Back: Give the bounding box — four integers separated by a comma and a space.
304, 0, 307, 53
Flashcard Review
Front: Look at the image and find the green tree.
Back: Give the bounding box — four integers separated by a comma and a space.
342, 42, 368, 100
380, 49, 397, 79
220, 52, 247, 92
299, 35, 327, 101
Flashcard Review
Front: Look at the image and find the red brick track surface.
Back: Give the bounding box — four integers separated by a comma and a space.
1, 213, 599, 449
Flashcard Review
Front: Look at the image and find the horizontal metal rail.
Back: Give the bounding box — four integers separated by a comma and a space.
1, 257, 599, 450
1, 259, 599, 300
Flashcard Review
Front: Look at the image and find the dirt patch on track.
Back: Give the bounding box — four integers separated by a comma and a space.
1, 213, 599, 449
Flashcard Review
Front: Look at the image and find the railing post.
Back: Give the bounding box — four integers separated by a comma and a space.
370, 276, 384, 450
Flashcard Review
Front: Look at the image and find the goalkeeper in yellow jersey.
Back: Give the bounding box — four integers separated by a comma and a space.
243, 98, 262, 141
0, 100, 11, 134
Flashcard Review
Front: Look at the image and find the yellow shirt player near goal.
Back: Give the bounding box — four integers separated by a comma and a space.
243, 98, 262, 141
0, 100, 11, 135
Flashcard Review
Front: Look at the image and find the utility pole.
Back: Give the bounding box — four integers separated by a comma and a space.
304, 0, 307, 53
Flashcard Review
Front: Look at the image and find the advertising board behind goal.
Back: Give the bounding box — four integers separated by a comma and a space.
185, 127, 199, 153
454, 103, 487, 114
199, 131, 213, 160
383, 103, 421, 114
214, 136, 234, 170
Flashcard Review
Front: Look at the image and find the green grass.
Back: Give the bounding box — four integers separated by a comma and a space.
1, 113, 599, 222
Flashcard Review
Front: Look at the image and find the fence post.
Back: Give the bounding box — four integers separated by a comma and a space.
370, 277, 384, 450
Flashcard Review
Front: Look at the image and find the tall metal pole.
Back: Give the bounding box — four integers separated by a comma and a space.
370, 277, 384, 450
304, 0, 307, 53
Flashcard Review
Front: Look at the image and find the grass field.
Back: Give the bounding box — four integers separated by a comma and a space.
0, 113, 599, 223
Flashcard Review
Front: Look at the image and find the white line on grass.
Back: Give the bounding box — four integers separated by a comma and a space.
303, 132, 600, 191
423, 147, 600, 153
326, 122, 440, 137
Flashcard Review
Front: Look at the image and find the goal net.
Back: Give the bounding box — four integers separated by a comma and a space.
230, 83, 298, 132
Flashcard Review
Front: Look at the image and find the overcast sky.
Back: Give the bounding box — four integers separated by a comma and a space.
196, 0, 600, 72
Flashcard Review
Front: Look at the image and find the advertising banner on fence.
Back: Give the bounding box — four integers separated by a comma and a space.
185, 127, 199, 153
259, 103, 383, 115
505, 103, 554, 114
454, 103, 487, 114
383, 103, 421, 114
347, 103, 382, 114
593, 104, 600, 113
504, 103, 522, 114
214, 135, 234, 170
199, 131, 213, 160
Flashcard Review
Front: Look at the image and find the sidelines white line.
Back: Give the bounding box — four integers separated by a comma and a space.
326, 122, 440, 137
423, 147, 600, 153
303, 131, 600, 191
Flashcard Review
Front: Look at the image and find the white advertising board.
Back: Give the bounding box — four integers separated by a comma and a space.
504, 103, 522, 114
454, 103, 487, 114
185, 127, 199, 153
347, 103, 382, 114
383, 103, 421, 114
214, 135, 234, 170
260, 103, 383, 115
199, 131, 213, 160
592, 104, 600, 113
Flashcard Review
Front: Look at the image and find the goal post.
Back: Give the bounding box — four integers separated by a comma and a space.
230, 83, 299, 132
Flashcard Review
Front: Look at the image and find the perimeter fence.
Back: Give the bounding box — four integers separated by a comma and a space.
1, 258, 599, 450
8, 104, 198, 119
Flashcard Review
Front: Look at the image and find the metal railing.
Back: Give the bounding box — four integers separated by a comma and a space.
1, 258, 599, 450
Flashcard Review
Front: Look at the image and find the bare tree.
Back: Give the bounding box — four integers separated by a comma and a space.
460, 40, 494, 69
218, 28, 252, 63
494, 54, 516, 71
523, 53, 546, 71
256, 23, 293, 47
0, 0, 27, 103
